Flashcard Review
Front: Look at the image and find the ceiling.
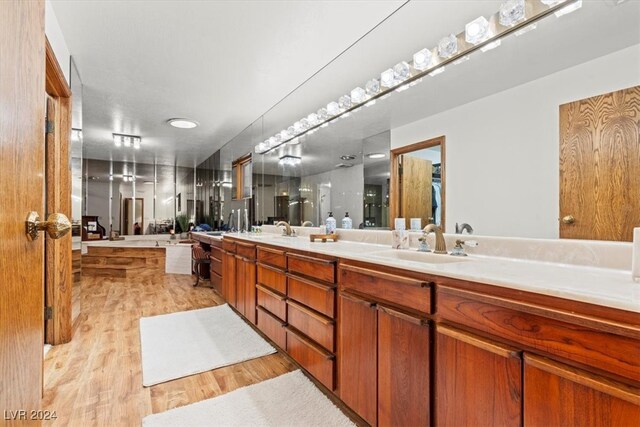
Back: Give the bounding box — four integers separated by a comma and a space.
51, 0, 406, 166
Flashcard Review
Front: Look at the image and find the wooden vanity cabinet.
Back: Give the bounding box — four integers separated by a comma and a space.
209, 242, 223, 294
435, 325, 522, 427
524, 354, 640, 426
233, 241, 257, 324
255, 246, 288, 348
338, 264, 432, 427
221, 242, 236, 306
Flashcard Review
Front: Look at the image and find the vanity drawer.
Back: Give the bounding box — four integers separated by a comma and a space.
222, 239, 236, 253
287, 253, 336, 284
257, 263, 287, 294
210, 270, 222, 294
339, 264, 433, 315
257, 284, 287, 321
236, 241, 256, 260
287, 274, 335, 318
210, 255, 222, 276
287, 299, 335, 352
257, 246, 286, 269
257, 306, 286, 350
286, 326, 335, 390
210, 246, 224, 262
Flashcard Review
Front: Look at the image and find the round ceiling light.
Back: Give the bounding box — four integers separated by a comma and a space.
167, 118, 198, 129
367, 153, 386, 159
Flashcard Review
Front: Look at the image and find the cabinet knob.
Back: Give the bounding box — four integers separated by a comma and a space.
561, 215, 576, 225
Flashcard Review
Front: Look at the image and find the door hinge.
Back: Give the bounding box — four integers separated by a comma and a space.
45, 306, 53, 320
45, 120, 54, 134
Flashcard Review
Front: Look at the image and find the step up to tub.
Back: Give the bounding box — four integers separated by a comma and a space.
82, 255, 164, 268
82, 264, 148, 278
86, 246, 166, 258
82, 245, 167, 277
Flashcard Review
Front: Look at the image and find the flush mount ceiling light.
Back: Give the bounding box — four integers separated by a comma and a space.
254, 0, 582, 156
167, 118, 198, 129
367, 153, 386, 159
341, 154, 357, 161
113, 133, 141, 149
279, 155, 302, 167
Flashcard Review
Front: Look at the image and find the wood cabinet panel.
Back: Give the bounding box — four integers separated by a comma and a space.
221, 251, 236, 307
287, 253, 336, 284
287, 299, 335, 352
436, 325, 522, 427
378, 305, 430, 427
210, 246, 224, 262
524, 354, 640, 427
340, 264, 432, 315
257, 306, 286, 350
235, 256, 246, 315
210, 256, 222, 276
256, 284, 287, 321
257, 263, 287, 294
240, 258, 256, 324
236, 241, 256, 260
287, 273, 336, 318
257, 246, 286, 269
222, 239, 236, 252
337, 292, 378, 426
438, 287, 640, 382
286, 326, 335, 390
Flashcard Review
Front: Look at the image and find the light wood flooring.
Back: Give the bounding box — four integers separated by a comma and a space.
42, 272, 296, 426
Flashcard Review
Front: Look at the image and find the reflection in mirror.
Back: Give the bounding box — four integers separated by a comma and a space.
391, 136, 445, 231
70, 57, 83, 326
363, 131, 390, 229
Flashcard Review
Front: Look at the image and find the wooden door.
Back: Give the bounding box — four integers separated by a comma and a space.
560, 86, 640, 241
337, 292, 377, 426
401, 156, 433, 227
0, 0, 46, 421
435, 325, 522, 427
377, 306, 430, 427
524, 354, 640, 426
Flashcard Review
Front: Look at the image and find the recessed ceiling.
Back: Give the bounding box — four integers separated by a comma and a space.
50, 0, 406, 166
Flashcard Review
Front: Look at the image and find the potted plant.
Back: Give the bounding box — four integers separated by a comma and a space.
176, 214, 189, 238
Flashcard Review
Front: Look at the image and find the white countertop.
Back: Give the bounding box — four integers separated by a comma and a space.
193, 231, 640, 314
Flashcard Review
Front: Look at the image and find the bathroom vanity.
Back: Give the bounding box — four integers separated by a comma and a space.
192, 231, 639, 426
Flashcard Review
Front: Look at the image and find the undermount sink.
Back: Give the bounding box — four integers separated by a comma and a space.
368, 250, 470, 264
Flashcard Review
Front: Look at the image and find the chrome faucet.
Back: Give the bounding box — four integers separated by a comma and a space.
276, 221, 292, 236
422, 224, 447, 254
455, 222, 474, 234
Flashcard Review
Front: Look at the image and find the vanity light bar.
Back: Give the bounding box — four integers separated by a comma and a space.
255, 0, 581, 155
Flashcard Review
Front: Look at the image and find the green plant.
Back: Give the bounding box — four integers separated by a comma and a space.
176, 214, 189, 233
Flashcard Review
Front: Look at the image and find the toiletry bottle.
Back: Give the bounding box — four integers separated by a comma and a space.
342, 212, 352, 229
325, 212, 336, 234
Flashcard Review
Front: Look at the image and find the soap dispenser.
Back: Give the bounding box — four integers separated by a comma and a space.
325, 212, 337, 234
341, 212, 352, 230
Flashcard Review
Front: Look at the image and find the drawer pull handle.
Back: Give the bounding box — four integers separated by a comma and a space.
287, 299, 334, 325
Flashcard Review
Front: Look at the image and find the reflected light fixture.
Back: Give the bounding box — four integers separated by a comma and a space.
367, 153, 386, 159
279, 155, 302, 167
113, 133, 141, 150
167, 118, 198, 129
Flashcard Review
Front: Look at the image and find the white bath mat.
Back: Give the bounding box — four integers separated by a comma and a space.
142, 370, 355, 427
139, 304, 276, 386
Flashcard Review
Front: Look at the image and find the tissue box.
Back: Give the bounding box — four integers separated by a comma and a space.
392, 230, 409, 250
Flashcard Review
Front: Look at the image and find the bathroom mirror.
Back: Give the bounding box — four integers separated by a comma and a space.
390, 136, 445, 231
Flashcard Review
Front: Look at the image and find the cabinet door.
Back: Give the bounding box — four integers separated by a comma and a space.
235, 255, 246, 315
524, 354, 640, 426
378, 305, 430, 427
243, 259, 256, 324
222, 252, 236, 307
436, 325, 522, 427
337, 292, 377, 426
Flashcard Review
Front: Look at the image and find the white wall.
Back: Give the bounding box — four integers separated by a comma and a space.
86, 181, 110, 227
391, 44, 640, 238
45, 0, 70, 83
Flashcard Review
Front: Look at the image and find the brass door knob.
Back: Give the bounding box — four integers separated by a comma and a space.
562, 215, 576, 225
26, 211, 71, 241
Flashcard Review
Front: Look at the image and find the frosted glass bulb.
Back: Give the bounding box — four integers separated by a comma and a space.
465, 16, 490, 44
499, 0, 525, 26
366, 79, 380, 95
413, 48, 432, 71
380, 68, 395, 87
393, 61, 411, 82
350, 87, 367, 104
438, 34, 458, 58
338, 95, 352, 110
327, 101, 340, 116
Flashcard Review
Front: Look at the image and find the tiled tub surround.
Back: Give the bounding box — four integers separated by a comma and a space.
205, 227, 639, 313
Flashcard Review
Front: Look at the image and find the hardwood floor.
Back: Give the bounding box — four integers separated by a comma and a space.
42, 272, 296, 426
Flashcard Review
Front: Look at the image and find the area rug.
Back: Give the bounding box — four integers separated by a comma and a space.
142, 370, 355, 426
139, 304, 276, 386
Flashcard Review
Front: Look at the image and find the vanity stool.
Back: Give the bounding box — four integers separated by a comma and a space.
191, 244, 211, 287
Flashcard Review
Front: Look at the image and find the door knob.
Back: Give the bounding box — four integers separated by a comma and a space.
562, 215, 576, 224
26, 211, 71, 241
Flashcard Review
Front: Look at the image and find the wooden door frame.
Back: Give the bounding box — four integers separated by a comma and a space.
45, 37, 73, 345
389, 136, 446, 231
123, 197, 144, 235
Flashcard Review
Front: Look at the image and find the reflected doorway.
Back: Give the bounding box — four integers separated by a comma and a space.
122, 198, 143, 235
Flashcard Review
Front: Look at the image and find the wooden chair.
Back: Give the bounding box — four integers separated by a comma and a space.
191, 244, 211, 287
